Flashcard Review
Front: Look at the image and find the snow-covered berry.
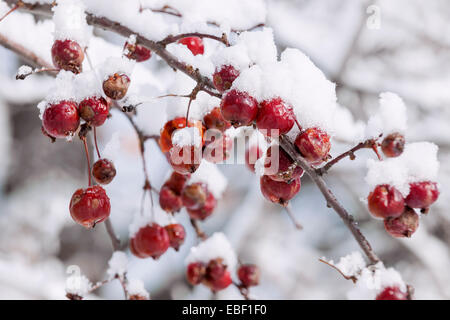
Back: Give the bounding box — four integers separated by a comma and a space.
178, 37, 204, 56
213, 65, 240, 93
124, 41, 151, 62
405, 181, 439, 209
42, 101, 80, 139
51, 39, 84, 74
256, 98, 295, 137
376, 286, 408, 300
294, 128, 331, 165
220, 90, 258, 127
69, 186, 111, 229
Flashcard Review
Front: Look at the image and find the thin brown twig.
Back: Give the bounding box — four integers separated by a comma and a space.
104, 219, 121, 251
318, 258, 358, 283
190, 218, 207, 241
15, 66, 60, 80
93, 126, 101, 159
159, 32, 229, 47
0, 1, 22, 22
81, 137, 92, 187
284, 205, 303, 230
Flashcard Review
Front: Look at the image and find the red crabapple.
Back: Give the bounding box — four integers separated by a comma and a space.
294, 128, 331, 165
384, 207, 419, 238
186, 262, 206, 285
159, 118, 203, 153
159, 186, 184, 213
203, 107, 231, 132
92, 159, 116, 185
260, 175, 301, 206
213, 65, 240, 93
376, 287, 407, 300
181, 183, 209, 210
164, 172, 191, 194
367, 184, 405, 219
204, 259, 232, 291
133, 223, 170, 260
187, 192, 217, 220
256, 98, 295, 137
103, 73, 130, 100
264, 145, 303, 183
238, 264, 260, 287
168, 145, 202, 175
381, 132, 405, 158
220, 90, 258, 127
124, 41, 151, 62
69, 186, 111, 229
165, 223, 186, 251
245, 145, 263, 173
405, 181, 439, 209
51, 39, 84, 74
42, 101, 80, 139
129, 237, 148, 259
178, 37, 204, 56
79, 96, 109, 127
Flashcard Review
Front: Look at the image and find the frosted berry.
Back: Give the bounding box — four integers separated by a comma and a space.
213, 65, 240, 93
294, 128, 331, 165
165, 223, 186, 251
124, 41, 151, 62
245, 145, 263, 173
381, 132, 405, 158
203, 132, 233, 163
204, 259, 232, 291
168, 145, 202, 175
103, 73, 130, 100
159, 186, 184, 213
159, 118, 203, 153
186, 262, 206, 285
405, 181, 439, 209
256, 98, 295, 137
384, 208, 419, 238
178, 37, 204, 56
260, 175, 301, 206
181, 183, 208, 210
42, 101, 80, 139
187, 192, 217, 220
376, 287, 408, 300
238, 264, 260, 287
69, 185, 111, 229
203, 107, 231, 132
92, 159, 116, 185
264, 145, 303, 183
220, 90, 258, 127
367, 185, 405, 219
132, 223, 170, 259
79, 96, 109, 127
51, 39, 84, 74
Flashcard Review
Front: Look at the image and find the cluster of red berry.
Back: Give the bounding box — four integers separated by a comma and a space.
376, 286, 407, 300
367, 133, 439, 238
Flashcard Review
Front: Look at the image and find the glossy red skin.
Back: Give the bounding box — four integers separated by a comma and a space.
294, 128, 331, 165
165, 223, 186, 251
164, 172, 191, 194
124, 41, 151, 62
213, 65, 240, 93
238, 264, 260, 287
203, 107, 231, 132
186, 262, 206, 285
187, 192, 217, 220
51, 39, 84, 74
260, 175, 301, 206
204, 270, 232, 291
245, 145, 263, 173
405, 181, 439, 209
134, 223, 170, 260
220, 90, 259, 127
159, 186, 184, 213
181, 183, 208, 210
367, 184, 405, 219
79, 96, 109, 127
159, 118, 204, 153
384, 208, 419, 238
256, 98, 295, 137
178, 37, 204, 55
376, 287, 408, 300
168, 145, 202, 175
69, 186, 111, 229
103, 73, 130, 100
203, 133, 233, 163
130, 237, 148, 258
92, 159, 116, 185
381, 132, 405, 158
264, 145, 303, 182
203, 259, 232, 291
42, 100, 80, 138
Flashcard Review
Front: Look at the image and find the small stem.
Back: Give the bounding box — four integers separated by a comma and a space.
284, 205, 303, 230
104, 219, 121, 251
0, 1, 21, 23
93, 126, 101, 159
81, 137, 92, 187
318, 258, 357, 283
233, 282, 251, 300
190, 219, 207, 241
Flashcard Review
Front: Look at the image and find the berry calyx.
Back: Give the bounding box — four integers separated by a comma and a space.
375, 286, 408, 300
186, 192, 217, 220
132, 223, 170, 260
42, 100, 80, 139
203, 107, 231, 132
384, 207, 419, 238
69, 185, 111, 229
124, 41, 151, 62
178, 37, 204, 56
405, 181, 439, 209
78, 96, 109, 127
264, 145, 303, 183
220, 90, 258, 127
381, 132, 405, 158
260, 175, 301, 206
294, 128, 331, 165
165, 223, 186, 251
92, 158, 116, 185
103, 73, 130, 100
245, 145, 263, 173
213, 65, 240, 93
238, 264, 260, 287
203, 132, 233, 163
367, 184, 405, 219
51, 39, 84, 74
256, 98, 295, 137
186, 262, 206, 285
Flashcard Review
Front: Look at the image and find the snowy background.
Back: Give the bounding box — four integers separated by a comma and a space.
0, 0, 449, 299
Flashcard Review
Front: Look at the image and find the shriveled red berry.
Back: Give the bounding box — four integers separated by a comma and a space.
92, 159, 116, 185
79, 96, 109, 127
260, 175, 301, 206
159, 118, 203, 153
168, 145, 202, 175
367, 184, 405, 219
159, 186, 184, 213
238, 264, 260, 287
133, 223, 170, 260
69, 185, 111, 229
405, 181, 439, 209
181, 183, 209, 210
245, 145, 263, 173
124, 41, 151, 62
103, 73, 130, 100
213, 65, 240, 93
178, 37, 204, 56
381, 133, 405, 158
203, 132, 233, 163
220, 90, 258, 127
294, 128, 331, 165
186, 262, 206, 285
264, 145, 303, 183
42, 100, 80, 139
204, 259, 232, 291
187, 192, 217, 221
384, 207, 419, 238
256, 98, 295, 137
203, 107, 231, 132
376, 286, 407, 300
51, 39, 84, 74
165, 223, 186, 251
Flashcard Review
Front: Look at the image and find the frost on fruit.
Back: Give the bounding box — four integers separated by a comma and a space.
172, 127, 202, 148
